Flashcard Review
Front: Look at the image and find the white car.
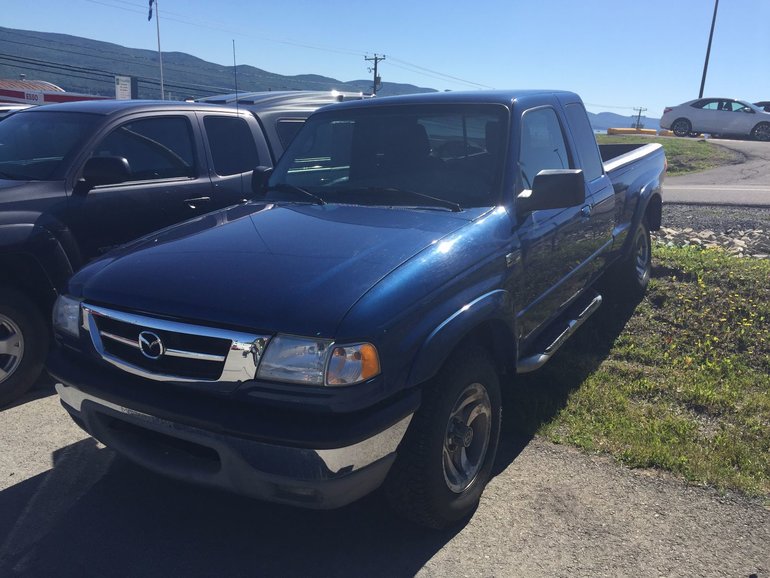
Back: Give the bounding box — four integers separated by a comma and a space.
660, 98, 770, 141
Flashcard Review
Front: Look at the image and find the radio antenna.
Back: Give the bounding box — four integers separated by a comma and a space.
232, 39, 246, 198
232, 39, 239, 108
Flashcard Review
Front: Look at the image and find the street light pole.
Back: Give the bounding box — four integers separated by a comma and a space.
699, 0, 719, 98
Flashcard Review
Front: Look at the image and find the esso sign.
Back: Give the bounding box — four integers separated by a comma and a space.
24, 92, 43, 104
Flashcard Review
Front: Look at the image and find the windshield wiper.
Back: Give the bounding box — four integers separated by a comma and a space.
0, 170, 20, 180
362, 187, 462, 212
268, 183, 326, 205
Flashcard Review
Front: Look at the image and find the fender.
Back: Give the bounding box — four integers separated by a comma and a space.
612, 168, 664, 258
624, 179, 663, 256
0, 221, 76, 295
406, 289, 515, 388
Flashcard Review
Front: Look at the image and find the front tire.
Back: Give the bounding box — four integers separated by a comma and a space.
671, 118, 692, 137
385, 347, 501, 529
0, 289, 48, 406
751, 122, 770, 142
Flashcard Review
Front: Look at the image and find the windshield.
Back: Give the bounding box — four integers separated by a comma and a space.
268, 104, 508, 210
0, 111, 100, 180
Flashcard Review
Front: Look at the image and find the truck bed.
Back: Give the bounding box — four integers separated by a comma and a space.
600, 142, 664, 174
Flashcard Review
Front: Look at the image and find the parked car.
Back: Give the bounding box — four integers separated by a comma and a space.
49, 90, 665, 529
0, 95, 342, 405
660, 97, 770, 141
753, 101, 770, 113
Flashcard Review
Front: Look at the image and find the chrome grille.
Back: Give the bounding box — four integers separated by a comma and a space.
82, 304, 269, 385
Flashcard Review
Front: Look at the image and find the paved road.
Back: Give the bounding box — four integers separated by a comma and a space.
664, 139, 770, 206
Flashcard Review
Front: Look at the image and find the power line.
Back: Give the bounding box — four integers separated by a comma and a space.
0, 54, 228, 96
0, 30, 367, 92
388, 57, 495, 90
3, 30, 651, 110
77, 0, 493, 90
82, 0, 365, 58
0, 32, 245, 81
583, 102, 639, 111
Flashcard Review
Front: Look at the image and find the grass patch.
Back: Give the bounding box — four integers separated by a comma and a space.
508, 245, 770, 497
597, 134, 742, 176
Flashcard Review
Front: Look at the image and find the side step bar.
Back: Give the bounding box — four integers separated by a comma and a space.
517, 293, 603, 374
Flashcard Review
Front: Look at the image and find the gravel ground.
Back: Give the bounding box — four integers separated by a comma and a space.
656, 204, 770, 257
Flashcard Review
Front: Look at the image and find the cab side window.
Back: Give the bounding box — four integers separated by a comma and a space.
92, 117, 196, 181
565, 103, 603, 182
276, 119, 305, 150
519, 107, 570, 189
203, 116, 260, 176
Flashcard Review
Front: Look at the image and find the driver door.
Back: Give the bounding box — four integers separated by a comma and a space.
67, 114, 213, 260
513, 106, 593, 340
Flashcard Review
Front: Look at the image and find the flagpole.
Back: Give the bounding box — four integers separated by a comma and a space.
154, 0, 165, 99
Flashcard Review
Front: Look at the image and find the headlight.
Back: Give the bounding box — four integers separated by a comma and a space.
257, 335, 333, 385
256, 335, 380, 386
52, 295, 82, 338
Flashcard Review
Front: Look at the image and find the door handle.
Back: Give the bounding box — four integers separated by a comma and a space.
581, 205, 592, 218
185, 196, 211, 209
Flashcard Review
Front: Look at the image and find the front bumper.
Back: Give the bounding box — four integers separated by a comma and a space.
57, 381, 412, 509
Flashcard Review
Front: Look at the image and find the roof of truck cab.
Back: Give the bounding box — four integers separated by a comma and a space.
197, 90, 371, 110
320, 90, 581, 111
16, 99, 243, 116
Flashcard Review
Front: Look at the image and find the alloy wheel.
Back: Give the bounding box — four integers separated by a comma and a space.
0, 313, 25, 384
443, 382, 492, 493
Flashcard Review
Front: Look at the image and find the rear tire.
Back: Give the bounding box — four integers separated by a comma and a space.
607, 219, 651, 300
0, 289, 48, 406
751, 122, 770, 142
385, 347, 501, 529
671, 118, 692, 137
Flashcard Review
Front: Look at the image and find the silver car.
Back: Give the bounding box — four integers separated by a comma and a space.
660, 98, 770, 141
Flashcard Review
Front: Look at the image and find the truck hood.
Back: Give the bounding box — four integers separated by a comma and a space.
74, 202, 483, 336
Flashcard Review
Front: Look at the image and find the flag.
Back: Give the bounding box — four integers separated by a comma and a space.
148, 0, 154, 21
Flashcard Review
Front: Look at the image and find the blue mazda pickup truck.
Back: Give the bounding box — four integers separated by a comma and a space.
48, 90, 665, 529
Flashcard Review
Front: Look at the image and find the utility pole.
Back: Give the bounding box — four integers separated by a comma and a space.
699, 0, 719, 98
365, 54, 385, 95
633, 107, 647, 130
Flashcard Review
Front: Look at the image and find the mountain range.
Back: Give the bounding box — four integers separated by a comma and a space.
0, 26, 660, 130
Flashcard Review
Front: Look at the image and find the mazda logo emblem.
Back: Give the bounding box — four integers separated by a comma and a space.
138, 331, 164, 360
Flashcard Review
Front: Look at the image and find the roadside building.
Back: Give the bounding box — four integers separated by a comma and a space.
0, 78, 108, 105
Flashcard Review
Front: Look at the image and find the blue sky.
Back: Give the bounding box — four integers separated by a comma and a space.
3, 0, 769, 117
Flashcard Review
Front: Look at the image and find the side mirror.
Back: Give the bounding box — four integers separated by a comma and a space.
80, 156, 131, 189
251, 165, 273, 196
517, 169, 585, 214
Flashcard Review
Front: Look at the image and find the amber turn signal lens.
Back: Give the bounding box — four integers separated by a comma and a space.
326, 343, 381, 385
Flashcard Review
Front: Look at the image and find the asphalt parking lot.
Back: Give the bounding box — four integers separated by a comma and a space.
2, 373, 768, 577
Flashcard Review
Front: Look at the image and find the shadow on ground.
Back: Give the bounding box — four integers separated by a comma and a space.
493, 293, 640, 475
0, 437, 465, 577
3, 372, 57, 411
